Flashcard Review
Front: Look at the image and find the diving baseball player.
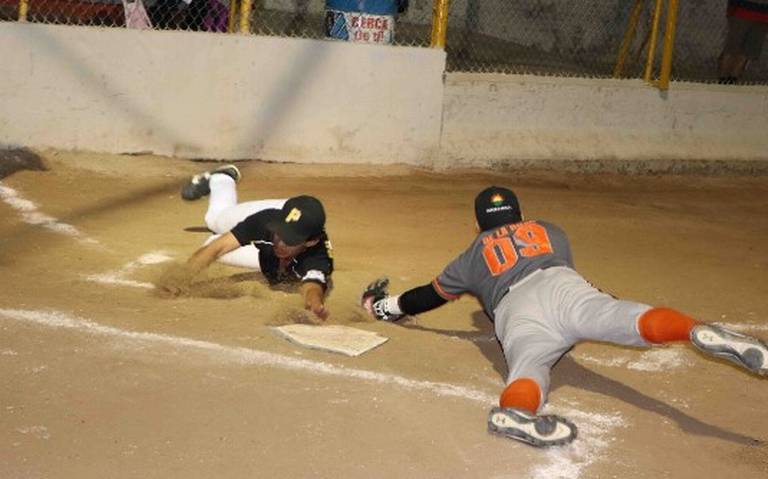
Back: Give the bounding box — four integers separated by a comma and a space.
166, 164, 334, 320
361, 186, 768, 447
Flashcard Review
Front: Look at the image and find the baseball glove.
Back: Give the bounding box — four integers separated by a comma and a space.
361, 277, 403, 321
361, 277, 389, 310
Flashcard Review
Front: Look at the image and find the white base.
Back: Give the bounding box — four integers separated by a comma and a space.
273, 324, 389, 357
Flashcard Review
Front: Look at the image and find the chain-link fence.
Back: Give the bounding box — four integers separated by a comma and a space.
1, 0, 766, 83
444, 0, 768, 83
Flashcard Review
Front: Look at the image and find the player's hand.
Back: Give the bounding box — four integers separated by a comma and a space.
361, 277, 389, 311
154, 263, 195, 297
306, 301, 329, 321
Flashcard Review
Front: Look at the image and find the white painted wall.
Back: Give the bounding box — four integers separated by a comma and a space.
1, 23, 767, 170
440, 73, 768, 168
0, 22, 445, 165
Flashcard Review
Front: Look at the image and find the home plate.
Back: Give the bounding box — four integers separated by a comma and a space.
273, 324, 389, 357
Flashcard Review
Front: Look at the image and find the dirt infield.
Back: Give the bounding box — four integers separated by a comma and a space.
1, 150, 767, 478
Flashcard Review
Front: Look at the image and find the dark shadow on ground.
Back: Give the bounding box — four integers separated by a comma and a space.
0, 177, 181, 261
0, 148, 48, 180
184, 226, 212, 233
400, 310, 507, 379
551, 355, 762, 446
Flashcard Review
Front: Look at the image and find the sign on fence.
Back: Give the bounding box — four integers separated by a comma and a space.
325, 0, 398, 45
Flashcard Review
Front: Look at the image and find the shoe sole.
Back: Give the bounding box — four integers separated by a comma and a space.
691, 325, 768, 375
213, 164, 241, 182
487, 407, 577, 447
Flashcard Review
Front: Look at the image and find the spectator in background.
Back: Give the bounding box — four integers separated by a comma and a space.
718, 0, 768, 84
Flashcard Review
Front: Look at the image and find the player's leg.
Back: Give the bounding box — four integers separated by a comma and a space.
488, 290, 578, 447
635, 308, 766, 376
180, 163, 285, 234
551, 267, 768, 376
204, 173, 285, 233
489, 338, 577, 447
203, 172, 239, 232
201, 190, 287, 270
181, 164, 241, 202
201, 234, 262, 269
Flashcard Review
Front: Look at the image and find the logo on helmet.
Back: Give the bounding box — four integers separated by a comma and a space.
490, 194, 505, 205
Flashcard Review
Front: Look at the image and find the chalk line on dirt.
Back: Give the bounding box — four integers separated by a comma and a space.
84, 251, 173, 288
0, 308, 623, 478
573, 347, 694, 372
0, 182, 98, 244
531, 406, 626, 479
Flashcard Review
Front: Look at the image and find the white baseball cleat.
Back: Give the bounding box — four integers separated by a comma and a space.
690, 324, 768, 376
181, 164, 241, 201
487, 407, 577, 447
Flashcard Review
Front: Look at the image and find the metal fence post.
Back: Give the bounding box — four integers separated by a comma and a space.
614, 0, 645, 78
228, 0, 238, 33
657, 0, 680, 90
644, 0, 664, 83
430, 0, 450, 48
240, 0, 253, 34
18, 0, 28, 22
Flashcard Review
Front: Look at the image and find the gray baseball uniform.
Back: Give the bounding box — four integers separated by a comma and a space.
434, 220, 651, 403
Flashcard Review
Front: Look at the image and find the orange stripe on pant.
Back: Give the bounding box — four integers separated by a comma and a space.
638, 307, 700, 344
499, 377, 541, 414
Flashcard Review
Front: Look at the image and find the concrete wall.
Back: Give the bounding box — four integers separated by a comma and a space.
0, 22, 445, 165
440, 73, 768, 170
1, 22, 767, 171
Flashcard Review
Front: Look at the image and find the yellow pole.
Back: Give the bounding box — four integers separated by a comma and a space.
613, 0, 645, 79
18, 0, 28, 22
657, 0, 679, 90
644, 0, 664, 83
430, 0, 450, 48
228, 0, 238, 33
240, 0, 253, 34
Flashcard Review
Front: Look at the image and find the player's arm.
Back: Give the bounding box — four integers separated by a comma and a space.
362, 255, 466, 321
361, 278, 451, 321
296, 241, 333, 321
158, 232, 242, 297
186, 232, 241, 274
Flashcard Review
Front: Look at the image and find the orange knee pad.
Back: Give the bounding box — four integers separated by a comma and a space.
499, 378, 541, 414
638, 307, 699, 344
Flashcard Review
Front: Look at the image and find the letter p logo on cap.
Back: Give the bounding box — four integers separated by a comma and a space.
285, 207, 302, 223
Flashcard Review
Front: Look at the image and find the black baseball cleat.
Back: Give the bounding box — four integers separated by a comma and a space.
690, 324, 768, 376
181, 164, 241, 201
487, 407, 577, 447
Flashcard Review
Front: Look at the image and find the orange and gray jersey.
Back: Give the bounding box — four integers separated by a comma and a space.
433, 220, 574, 320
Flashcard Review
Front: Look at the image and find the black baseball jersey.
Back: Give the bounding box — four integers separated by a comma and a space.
434, 220, 573, 319
230, 209, 334, 288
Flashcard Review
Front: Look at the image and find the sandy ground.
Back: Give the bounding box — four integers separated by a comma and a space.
1, 149, 767, 479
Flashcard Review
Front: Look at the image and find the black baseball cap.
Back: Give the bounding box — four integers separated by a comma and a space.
266, 195, 326, 246
474, 186, 522, 231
